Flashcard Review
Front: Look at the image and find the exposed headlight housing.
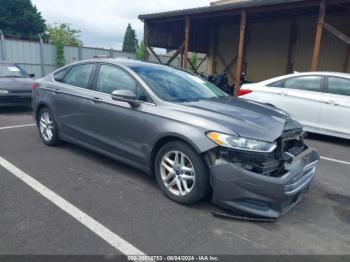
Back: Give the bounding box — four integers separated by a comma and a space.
207, 132, 277, 153
0, 89, 9, 94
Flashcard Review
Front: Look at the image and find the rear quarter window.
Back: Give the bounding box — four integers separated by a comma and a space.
54, 67, 70, 82
327, 77, 350, 96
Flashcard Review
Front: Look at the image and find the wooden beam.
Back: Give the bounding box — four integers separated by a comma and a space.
324, 22, 350, 45
234, 9, 247, 97
183, 17, 190, 69
196, 55, 208, 71
147, 47, 162, 64
186, 57, 199, 74
166, 41, 185, 65
311, 0, 326, 71
217, 50, 235, 81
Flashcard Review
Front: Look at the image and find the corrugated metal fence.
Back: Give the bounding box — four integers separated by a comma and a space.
0, 33, 207, 77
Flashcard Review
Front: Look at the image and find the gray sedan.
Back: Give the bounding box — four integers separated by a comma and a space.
0, 62, 34, 107
32, 58, 319, 219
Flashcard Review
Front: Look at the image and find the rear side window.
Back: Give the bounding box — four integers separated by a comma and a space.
62, 64, 95, 89
327, 77, 350, 96
53, 67, 69, 82
270, 76, 322, 92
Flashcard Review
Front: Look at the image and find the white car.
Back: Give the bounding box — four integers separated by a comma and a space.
240, 72, 350, 139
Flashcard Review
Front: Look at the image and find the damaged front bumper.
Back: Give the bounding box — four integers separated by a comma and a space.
210, 147, 319, 219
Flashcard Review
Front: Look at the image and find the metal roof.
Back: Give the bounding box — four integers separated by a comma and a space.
138, 0, 309, 20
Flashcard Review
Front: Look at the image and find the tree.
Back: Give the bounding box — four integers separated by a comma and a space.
122, 23, 138, 53
137, 41, 146, 60
47, 23, 82, 47
46, 23, 82, 67
0, 0, 46, 40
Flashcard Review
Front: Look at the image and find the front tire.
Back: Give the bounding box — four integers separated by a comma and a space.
37, 107, 60, 146
155, 141, 210, 205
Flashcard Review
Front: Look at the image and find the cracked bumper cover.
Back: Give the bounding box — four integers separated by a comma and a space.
210, 147, 319, 219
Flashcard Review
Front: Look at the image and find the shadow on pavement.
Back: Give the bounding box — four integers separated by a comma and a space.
306, 132, 350, 147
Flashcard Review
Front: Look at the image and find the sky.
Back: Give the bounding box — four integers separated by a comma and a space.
31, 0, 212, 50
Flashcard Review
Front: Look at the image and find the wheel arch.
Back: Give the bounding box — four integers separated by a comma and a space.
149, 134, 214, 175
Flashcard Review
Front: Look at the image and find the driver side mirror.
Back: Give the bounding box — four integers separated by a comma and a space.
29, 73, 35, 78
111, 89, 139, 107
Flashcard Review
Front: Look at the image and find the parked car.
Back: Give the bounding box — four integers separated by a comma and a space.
240, 72, 350, 140
32, 59, 319, 219
0, 61, 35, 107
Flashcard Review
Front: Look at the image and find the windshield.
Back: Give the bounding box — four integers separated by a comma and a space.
131, 65, 227, 102
0, 64, 28, 78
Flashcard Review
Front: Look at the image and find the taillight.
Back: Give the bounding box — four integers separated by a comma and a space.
238, 89, 252, 96
32, 83, 40, 91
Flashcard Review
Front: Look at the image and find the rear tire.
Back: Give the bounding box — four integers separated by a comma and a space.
37, 107, 60, 146
155, 141, 210, 205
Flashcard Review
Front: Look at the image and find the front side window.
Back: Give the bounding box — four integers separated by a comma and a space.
131, 65, 227, 102
96, 64, 138, 94
96, 64, 149, 102
327, 77, 350, 96
63, 64, 95, 89
283, 76, 322, 92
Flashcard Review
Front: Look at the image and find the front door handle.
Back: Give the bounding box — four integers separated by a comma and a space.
91, 97, 102, 104
277, 92, 287, 96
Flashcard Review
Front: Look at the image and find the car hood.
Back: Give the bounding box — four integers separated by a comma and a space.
173, 96, 302, 142
0, 77, 33, 92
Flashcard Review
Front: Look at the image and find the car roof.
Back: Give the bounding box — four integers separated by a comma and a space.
70, 58, 166, 68
260, 71, 350, 84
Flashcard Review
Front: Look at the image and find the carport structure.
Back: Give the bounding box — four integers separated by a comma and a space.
139, 0, 350, 96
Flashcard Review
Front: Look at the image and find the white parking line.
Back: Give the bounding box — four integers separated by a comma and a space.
320, 156, 350, 166
0, 156, 146, 256
0, 124, 36, 130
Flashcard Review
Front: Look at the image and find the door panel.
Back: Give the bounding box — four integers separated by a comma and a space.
52, 63, 97, 143
270, 76, 324, 130
86, 63, 149, 165
319, 77, 350, 136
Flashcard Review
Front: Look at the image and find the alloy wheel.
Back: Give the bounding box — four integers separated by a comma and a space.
160, 151, 196, 196
39, 112, 54, 142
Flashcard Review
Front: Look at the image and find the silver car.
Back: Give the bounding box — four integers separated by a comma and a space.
241, 72, 350, 140
32, 58, 319, 219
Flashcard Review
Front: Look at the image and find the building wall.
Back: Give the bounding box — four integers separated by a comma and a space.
212, 13, 350, 82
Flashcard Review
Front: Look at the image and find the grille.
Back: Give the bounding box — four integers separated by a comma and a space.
218, 148, 281, 176
0, 96, 31, 104
284, 161, 317, 194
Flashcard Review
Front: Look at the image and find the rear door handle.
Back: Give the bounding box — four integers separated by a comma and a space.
51, 88, 60, 95
325, 100, 338, 106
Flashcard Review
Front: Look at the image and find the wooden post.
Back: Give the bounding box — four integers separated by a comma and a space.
208, 28, 216, 75
311, 0, 326, 71
144, 23, 150, 61
183, 17, 190, 69
234, 9, 247, 97
286, 19, 297, 74
344, 46, 350, 72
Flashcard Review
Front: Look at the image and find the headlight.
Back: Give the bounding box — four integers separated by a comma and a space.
0, 89, 9, 94
207, 132, 277, 153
